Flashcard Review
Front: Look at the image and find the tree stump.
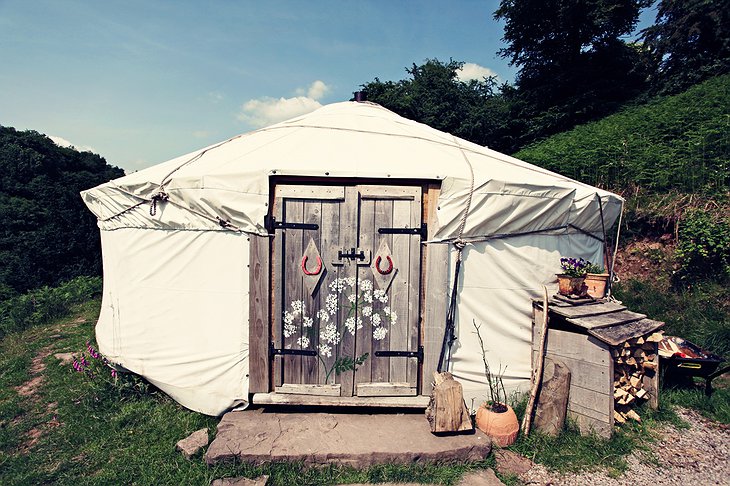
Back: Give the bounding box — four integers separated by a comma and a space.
533, 358, 571, 436
425, 372, 473, 433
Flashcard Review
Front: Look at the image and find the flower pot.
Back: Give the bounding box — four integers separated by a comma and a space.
557, 274, 585, 296
475, 403, 519, 447
584, 273, 609, 298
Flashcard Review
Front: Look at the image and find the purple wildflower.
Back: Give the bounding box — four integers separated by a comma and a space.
87, 342, 101, 359
72, 360, 84, 372
111, 369, 118, 379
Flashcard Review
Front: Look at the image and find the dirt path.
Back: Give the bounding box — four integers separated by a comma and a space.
520, 407, 730, 485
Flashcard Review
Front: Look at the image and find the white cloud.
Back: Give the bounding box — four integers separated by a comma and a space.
49, 135, 96, 153
456, 63, 498, 83
239, 80, 331, 128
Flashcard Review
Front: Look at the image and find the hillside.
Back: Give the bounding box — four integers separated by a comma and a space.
0, 127, 124, 295
514, 75, 730, 196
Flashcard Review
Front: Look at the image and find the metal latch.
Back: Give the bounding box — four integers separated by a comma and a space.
378, 223, 427, 239
333, 247, 371, 265
270, 342, 317, 359
264, 215, 318, 233
374, 346, 424, 363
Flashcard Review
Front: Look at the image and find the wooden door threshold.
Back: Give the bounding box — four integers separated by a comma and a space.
252, 392, 430, 408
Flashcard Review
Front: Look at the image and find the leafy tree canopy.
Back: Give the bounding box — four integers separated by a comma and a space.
641, 0, 730, 94
494, 0, 652, 147
360, 59, 514, 152
0, 126, 124, 295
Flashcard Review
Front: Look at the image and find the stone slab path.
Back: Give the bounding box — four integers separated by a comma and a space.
206, 408, 492, 468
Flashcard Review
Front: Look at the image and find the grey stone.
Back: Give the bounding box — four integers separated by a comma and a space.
494, 449, 534, 477
176, 428, 209, 460
211, 475, 269, 486
456, 468, 505, 486
206, 409, 491, 468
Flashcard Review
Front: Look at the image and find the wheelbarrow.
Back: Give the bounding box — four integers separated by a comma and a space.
658, 336, 728, 395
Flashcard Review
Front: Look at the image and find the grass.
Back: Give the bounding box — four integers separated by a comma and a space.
1, 287, 726, 485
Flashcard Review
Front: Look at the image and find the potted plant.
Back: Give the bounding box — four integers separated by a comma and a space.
584, 263, 610, 298
473, 321, 519, 447
557, 257, 590, 296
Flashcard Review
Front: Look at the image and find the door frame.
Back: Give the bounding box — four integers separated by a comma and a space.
248, 176, 448, 405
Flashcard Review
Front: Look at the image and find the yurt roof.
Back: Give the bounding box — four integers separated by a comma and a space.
82, 101, 623, 240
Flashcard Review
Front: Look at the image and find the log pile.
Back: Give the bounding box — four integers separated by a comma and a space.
611, 331, 663, 424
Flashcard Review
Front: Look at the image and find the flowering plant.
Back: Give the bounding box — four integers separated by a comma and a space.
72, 341, 150, 400
559, 257, 591, 277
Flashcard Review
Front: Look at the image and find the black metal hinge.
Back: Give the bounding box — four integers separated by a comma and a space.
378, 223, 427, 239
264, 215, 319, 233
269, 342, 317, 359
374, 346, 424, 363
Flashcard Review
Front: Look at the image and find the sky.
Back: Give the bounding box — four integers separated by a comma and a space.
0, 1, 656, 173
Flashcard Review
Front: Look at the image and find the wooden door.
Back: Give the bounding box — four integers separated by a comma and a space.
272, 183, 422, 398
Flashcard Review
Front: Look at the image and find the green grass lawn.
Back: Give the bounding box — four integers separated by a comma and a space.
1, 296, 726, 485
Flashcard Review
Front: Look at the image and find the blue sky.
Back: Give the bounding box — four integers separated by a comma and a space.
0, 1, 655, 172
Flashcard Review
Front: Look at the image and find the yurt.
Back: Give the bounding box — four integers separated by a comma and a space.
81, 101, 623, 416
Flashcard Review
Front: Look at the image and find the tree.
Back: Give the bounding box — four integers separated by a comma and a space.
641, 0, 730, 94
360, 59, 513, 152
0, 126, 124, 295
495, 0, 652, 148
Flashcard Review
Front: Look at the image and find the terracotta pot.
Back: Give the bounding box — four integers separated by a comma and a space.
475, 404, 519, 447
557, 274, 585, 296
585, 273, 609, 298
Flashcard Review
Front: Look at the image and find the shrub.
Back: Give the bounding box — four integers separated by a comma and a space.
0, 276, 102, 339
674, 210, 730, 283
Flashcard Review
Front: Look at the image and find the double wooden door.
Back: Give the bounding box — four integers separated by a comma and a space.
271, 184, 422, 397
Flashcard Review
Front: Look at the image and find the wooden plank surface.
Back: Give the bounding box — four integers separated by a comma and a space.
283, 199, 304, 385
318, 199, 340, 385
588, 319, 665, 346
275, 185, 345, 200
370, 198, 391, 383
356, 382, 417, 397
538, 300, 627, 318
338, 186, 358, 396
533, 351, 611, 393
355, 197, 376, 386
275, 383, 341, 396
302, 200, 321, 385
389, 198, 410, 384
533, 327, 612, 367
421, 185, 448, 395
272, 196, 285, 387
252, 392, 430, 408
568, 411, 612, 438
406, 190, 422, 387
566, 310, 647, 330
248, 235, 270, 394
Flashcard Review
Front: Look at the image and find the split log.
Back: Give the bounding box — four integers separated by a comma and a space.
533, 358, 571, 437
425, 372, 472, 433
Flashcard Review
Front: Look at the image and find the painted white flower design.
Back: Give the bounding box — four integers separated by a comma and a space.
297, 336, 310, 348
373, 326, 388, 341
318, 343, 332, 358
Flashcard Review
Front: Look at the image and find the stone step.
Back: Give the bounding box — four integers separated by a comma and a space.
205, 408, 491, 469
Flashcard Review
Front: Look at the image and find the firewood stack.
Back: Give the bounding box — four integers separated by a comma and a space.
611, 331, 663, 424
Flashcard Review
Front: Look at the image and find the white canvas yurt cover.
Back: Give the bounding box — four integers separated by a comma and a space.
82, 101, 622, 415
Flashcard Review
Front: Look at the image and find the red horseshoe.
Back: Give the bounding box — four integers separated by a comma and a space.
301, 255, 322, 276
375, 255, 393, 275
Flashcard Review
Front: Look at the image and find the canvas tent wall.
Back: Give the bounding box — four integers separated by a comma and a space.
82, 101, 622, 416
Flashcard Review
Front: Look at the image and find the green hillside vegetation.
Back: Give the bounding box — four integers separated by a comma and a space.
0, 126, 124, 296
514, 74, 730, 195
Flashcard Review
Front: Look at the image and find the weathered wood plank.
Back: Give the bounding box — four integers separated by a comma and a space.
283, 199, 304, 385
272, 194, 285, 387
275, 185, 345, 200
567, 384, 613, 417
355, 197, 375, 386
252, 392, 430, 408
389, 198, 410, 384
275, 383, 341, 396
370, 198, 391, 383
535, 300, 627, 318
338, 186, 359, 396
302, 200, 322, 385
406, 189, 422, 387
318, 199, 340, 384
356, 382, 417, 397
588, 319, 665, 346
248, 235, 270, 394
533, 327, 612, 367
533, 351, 611, 393
566, 310, 647, 330
358, 185, 420, 200
421, 185, 448, 395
